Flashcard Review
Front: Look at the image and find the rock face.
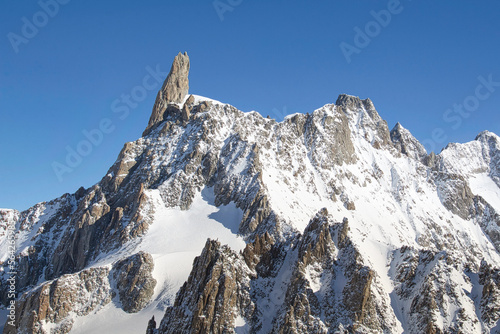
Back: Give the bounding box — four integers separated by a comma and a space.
156, 240, 253, 334
390, 122, 428, 161
479, 260, 500, 328
392, 247, 485, 334
336, 94, 391, 148
2, 53, 500, 334
149, 211, 398, 333
4, 267, 112, 334
144, 52, 190, 135
113, 251, 156, 313
270, 213, 395, 333
0, 209, 19, 234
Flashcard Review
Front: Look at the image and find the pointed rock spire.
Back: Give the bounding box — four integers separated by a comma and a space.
144, 52, 190, 135
146, 315, 157, 334
335, 94, 374, 111
335, 94, 392, 148
390, 122, 428, 161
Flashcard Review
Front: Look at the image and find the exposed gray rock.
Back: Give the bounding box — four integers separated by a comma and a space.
146, 316, 157, 334
335, 94, 373, 111
113, 251, 156, 313
479, 260, 500, 328
144, 52, 190, 135
267, 211, 397, 333
49, 185, 111, 279
471, 196, 500, 253
0, 209, 19, 236
423, 151, 438, 168
435, 173, 475, 220
155, 240, 254, 334
336, 94, 392, 148
391, 247, 486, 333
4, 267, 112, 334
345, 200, 356, 211
390, 122, 428, 161
242, 231, 275, 272
181, 94, 195, 122
304, 106, 357, 167
151, 211, 397, 333
476, 131, 500, 188
435, 171, 500, 253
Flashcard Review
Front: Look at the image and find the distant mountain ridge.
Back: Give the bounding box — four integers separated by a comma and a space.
1, 52, 500, 333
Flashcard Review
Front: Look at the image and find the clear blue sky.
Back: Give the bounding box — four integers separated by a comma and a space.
1, 0, 500, 211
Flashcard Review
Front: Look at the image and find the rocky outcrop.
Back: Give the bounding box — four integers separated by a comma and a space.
391, 247, 486, 333
0, 175, 156, 322
181, 94, 195, 122
113, 251, 156, 313
423, 151, 438, 168
335, 94, 374, 112
476, 131, 500, 188
272, 211, 336, 333
144, 52, 190, 135
1, 196, 76, 298
4, 267, 112, 334
435, 172, 500, 252
151, 211, 397, 333
242, 231, 275, 272
471, 196, 500, 253
276, 212, 395, 333
304, 106, 357, 167
146, 316, 157, 334
49, 185, 111, 279
435, 173, 475, 220
155, 240, 253, 334
436, 131, 500, 254
479, 260, 500, 328
336, 94, 392, 148
390, 122, 428, 161
0, 209, 19, 235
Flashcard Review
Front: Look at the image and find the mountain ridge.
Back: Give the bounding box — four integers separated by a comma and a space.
1, 52, 500, 333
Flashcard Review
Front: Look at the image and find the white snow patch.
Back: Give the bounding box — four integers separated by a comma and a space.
469, 173, 500, 213
70, 302, 162, 334
235, 315, 250, 334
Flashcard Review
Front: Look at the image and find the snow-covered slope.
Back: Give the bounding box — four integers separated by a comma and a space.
1, 53, 500, 334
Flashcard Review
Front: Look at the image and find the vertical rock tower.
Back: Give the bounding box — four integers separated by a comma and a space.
143, 51, 190, 135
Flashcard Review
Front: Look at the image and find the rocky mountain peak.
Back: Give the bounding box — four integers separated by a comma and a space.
144, 52, 190, 135
335, 94, 375, 112
476, 130, 500, 143
3, 52, 500, 334
392, 122, 403, 131
390, 122, 428, 161
335, 94, 392, 149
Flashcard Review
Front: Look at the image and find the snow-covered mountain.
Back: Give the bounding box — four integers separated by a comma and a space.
2, 52, 500, 334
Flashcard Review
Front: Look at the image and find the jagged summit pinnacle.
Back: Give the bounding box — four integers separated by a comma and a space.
390, 121, 428, 160
393, 122, 403, 130
476, 130, 499, 142
144, 52, 190, 135
335, 93, 375, 111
